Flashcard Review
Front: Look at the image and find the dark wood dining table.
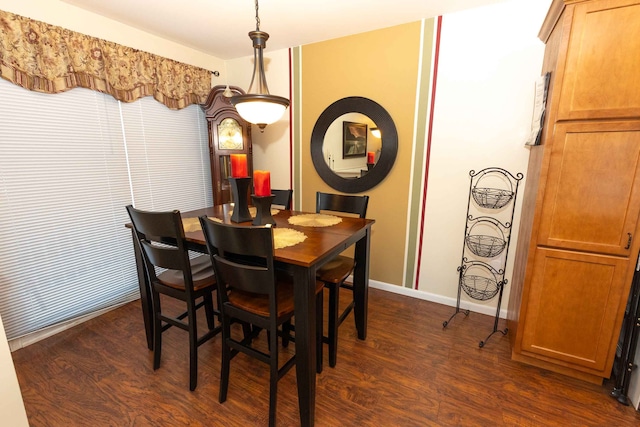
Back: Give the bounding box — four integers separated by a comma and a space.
128, 204, 374, 427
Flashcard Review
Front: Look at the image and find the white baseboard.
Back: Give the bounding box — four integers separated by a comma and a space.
8, 300, 134, 352
369, 279, 508, 319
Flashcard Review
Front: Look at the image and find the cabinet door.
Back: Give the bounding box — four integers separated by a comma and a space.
537, 121, 640, 255
557, 0, 640, 120
520, 247, 630, 373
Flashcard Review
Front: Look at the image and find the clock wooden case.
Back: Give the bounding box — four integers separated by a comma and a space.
202, 85, 253, 206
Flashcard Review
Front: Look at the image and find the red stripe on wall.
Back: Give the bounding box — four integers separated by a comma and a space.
415, 16, 442, 290
288, 48, 294, 193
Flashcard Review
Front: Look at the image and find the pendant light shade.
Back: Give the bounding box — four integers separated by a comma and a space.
233, 94, 289, 128
231, 1, 289, 131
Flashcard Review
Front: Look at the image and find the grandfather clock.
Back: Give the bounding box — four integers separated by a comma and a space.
202, 85, 253, 206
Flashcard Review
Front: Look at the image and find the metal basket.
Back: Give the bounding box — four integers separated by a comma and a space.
465, 234, 506, 258
461, 274, 499, 301
471, 187, 514, 209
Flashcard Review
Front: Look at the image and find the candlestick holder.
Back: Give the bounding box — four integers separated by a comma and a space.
367, 162, 374, 171
251, 194, 276, 226
229, 177, 252, 223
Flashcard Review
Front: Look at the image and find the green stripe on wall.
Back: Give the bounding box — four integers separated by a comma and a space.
404, 18, 435, 289
291, 46, 302, 211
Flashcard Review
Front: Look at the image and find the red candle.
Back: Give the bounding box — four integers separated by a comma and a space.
367, 151, 375, 164
230, 154, 248, 177
253, 170, 271, 197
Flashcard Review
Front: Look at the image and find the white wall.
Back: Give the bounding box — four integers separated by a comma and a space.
0, 316, 28, 426
0, 0, 223, 72
417, 0, 551, 315
224, 49, 293, 192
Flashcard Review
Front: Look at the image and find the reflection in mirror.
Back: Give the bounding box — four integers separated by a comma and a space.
323, 113, 382, 179
311, 96, 398, 193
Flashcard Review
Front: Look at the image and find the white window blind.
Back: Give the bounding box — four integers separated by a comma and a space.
121, 98, 212, 212
0, 79, 211, 340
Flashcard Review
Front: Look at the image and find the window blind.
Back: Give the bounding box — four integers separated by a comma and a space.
121, 98, 212, 211
0, 79, 211, 340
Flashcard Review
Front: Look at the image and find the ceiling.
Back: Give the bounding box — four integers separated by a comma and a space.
60, 0, 509, 60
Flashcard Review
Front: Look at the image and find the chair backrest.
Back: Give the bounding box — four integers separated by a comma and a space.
316, 192, 369, 218
199, 217, 277, 305
126, 205, 195, 292
271, 189, 293, 210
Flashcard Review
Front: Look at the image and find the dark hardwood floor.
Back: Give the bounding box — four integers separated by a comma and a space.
11, 288, 640, 426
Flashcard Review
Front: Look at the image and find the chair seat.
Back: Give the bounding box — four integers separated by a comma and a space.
317, 255, 355, 285
229, 276, 324, 317
158, 255, 215, 290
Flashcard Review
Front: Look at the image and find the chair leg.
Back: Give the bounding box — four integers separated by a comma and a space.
327, 283, 340, 368
268, 321, 279, 427
316, 290, 323, 374
152, 291, 162, 371
187, 300, 199, 391
242, 322, 253, 340
203, 291, 216, 330
219, 318, 232, 403
282, 320, 291, 348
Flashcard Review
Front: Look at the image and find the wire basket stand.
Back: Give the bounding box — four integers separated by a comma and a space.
443, 167, 523, 347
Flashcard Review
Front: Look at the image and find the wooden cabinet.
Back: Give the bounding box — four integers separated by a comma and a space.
537, 122, 640, 255
556, 0, 640, 120
520, 247, 630, 373
508, 0, 640, 384
202, 85, 253, 206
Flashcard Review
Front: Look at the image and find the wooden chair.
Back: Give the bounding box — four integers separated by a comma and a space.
271, 189, 293, 210
199, 217, 323, 427
315, 191, 369, 368
125, 205, 220, 391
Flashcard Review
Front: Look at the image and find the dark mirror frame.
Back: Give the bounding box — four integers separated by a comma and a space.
311, 96, 398, 193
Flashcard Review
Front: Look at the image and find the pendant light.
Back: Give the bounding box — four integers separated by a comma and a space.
231, 0, 290, 131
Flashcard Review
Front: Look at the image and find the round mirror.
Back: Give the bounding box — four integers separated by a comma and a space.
311, 97, 398, 193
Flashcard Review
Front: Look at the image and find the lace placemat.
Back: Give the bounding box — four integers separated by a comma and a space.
273, 228, 307, 249
182, 216, 221, 233
287, 213, 342, 227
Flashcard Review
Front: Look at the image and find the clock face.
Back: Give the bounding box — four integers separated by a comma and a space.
217, 118, 244, 150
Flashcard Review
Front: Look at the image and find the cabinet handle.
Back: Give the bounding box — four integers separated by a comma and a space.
625, 232, 632, 249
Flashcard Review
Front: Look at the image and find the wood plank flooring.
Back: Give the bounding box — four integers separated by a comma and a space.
11, 288, 640, 426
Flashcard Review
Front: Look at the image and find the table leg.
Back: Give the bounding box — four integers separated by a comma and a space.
130, 229, 153, 350
292, 265, 316, 427
353, 228, 371, 340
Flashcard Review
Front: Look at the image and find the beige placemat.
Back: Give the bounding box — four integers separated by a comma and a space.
182, 216, 221, 232
273, 228, 307, 249
287, 213, 342, 227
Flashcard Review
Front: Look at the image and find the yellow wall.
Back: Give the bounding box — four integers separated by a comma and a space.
300, 22, 425, 285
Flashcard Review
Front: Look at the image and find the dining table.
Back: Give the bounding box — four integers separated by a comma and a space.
128, 203, 375, 427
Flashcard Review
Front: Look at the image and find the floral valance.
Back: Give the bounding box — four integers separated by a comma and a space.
0, 10, 212, 109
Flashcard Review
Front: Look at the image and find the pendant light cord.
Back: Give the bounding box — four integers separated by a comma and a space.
254, 0, 261, 31
231, 0, 290, 130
